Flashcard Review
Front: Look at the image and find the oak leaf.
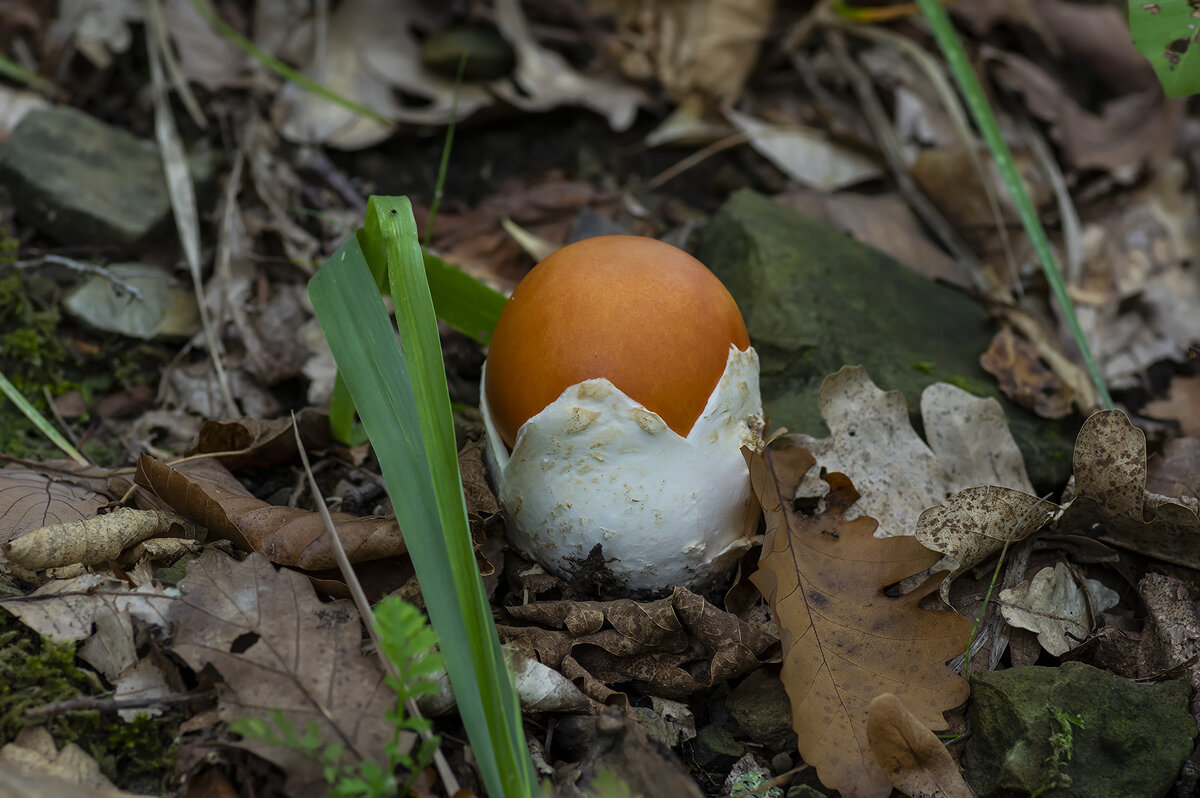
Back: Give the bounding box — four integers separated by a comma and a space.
169, 549, 402, 795
866, 693, 971, 798
748, 443, 970, 798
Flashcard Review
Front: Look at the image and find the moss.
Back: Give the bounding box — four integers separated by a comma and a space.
0, 610, 180, 793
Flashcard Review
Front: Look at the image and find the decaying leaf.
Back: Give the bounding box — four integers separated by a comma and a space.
0, 466, 108, 551
794, 366, 1033, 542
979, 324, 1075, 419
1144, 375, 1200, 437
866, 693, 972, 798
594, 0, 774, 108
749, 443, 970, 798
0, 573, 173, 681
998, 562, 1120, 656
497, 587, 775, 702
725, 108, 883, 191
917, 410, 1200, 583
0, 726, 154, 798
5, 508, 200, 570
169, 550, 402, 795
134, 453, 406, 569
189, 411, 335, 470
1147, 437, 1200, 504
1066, 411, 1200, 568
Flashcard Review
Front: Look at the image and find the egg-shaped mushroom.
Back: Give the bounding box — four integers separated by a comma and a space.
480, 235, 764, 592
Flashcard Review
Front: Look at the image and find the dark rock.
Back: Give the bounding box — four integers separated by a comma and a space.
965, 661, 1197, 797
725, 669, 797, 753
692, 189, 1078, 489
0, 106, 208, 247
785, 787, 826, 798
690, 723, 743, 770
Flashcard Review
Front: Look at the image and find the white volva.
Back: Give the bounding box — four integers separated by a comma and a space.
481, 346, 764, 592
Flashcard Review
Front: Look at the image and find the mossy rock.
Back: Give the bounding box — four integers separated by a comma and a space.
965, 661, 1196, 797
693, 189, 1077, 489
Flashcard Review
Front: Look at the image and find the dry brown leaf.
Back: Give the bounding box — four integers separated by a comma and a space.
169, 549, 402, 795
985, 47, 1175, 175
189, 410, 334, 469
748, 444, 970, 798
1143, 376, 1200, 437
1147, 437, 1200, 503
866, 693, 972, 798
0, 466, 107, 550
134, 453, 405, 569
595, 0, 773, 109
979, 324, 1075, 419
1067, 411, 1200, 567
497, 587, 775, 702
917, 410, 1200, 577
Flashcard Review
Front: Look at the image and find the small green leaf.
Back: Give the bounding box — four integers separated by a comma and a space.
1130, 0, 1200, 97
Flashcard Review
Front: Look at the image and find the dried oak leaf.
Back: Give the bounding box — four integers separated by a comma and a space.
866, 693, 972, 798
134, 453, 405, 569
497, 587, 775, 701
748, 443, 970, 798
979, 324, 1075, 419
169, 549, 401, 796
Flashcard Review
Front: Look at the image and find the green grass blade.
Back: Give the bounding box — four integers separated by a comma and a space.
915, 0, 1115, 410
310, 200, 533, 798
0, 372, 87, 464
422, 250, 506, 345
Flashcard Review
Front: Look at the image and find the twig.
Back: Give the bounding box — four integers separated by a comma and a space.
291, 416, 461, 795
24, 689, 216, 720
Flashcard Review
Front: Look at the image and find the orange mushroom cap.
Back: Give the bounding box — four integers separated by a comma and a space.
484, 235, 751, 449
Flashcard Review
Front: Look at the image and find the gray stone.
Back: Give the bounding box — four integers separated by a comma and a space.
691, 723, 743, 769
725, 669, 797, 753
965, 661, 1197, 797
0, 106, 206, 247
692, 189, 1078, 489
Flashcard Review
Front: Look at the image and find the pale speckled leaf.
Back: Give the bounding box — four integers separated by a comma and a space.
998, 562, 1120, 656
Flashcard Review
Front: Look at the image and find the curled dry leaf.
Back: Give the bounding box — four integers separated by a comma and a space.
1066, 411, 1200, 568
917, 410, 1200, 594
979, 324, 1075, 419
134, 453, 406, 570
5, 507, 199, 570
189, 411, 335, 470
998, 562, 1120, 656
497, 586, 775, 702
866, 693, 972, 798
169, 550, 402, 796
748, 443, 970, 798
595, 0, 774, 108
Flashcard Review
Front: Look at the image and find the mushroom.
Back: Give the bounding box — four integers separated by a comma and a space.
480, 235, 764, 592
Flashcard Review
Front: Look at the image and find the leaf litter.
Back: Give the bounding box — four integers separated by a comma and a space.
748, 442, 970, 798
